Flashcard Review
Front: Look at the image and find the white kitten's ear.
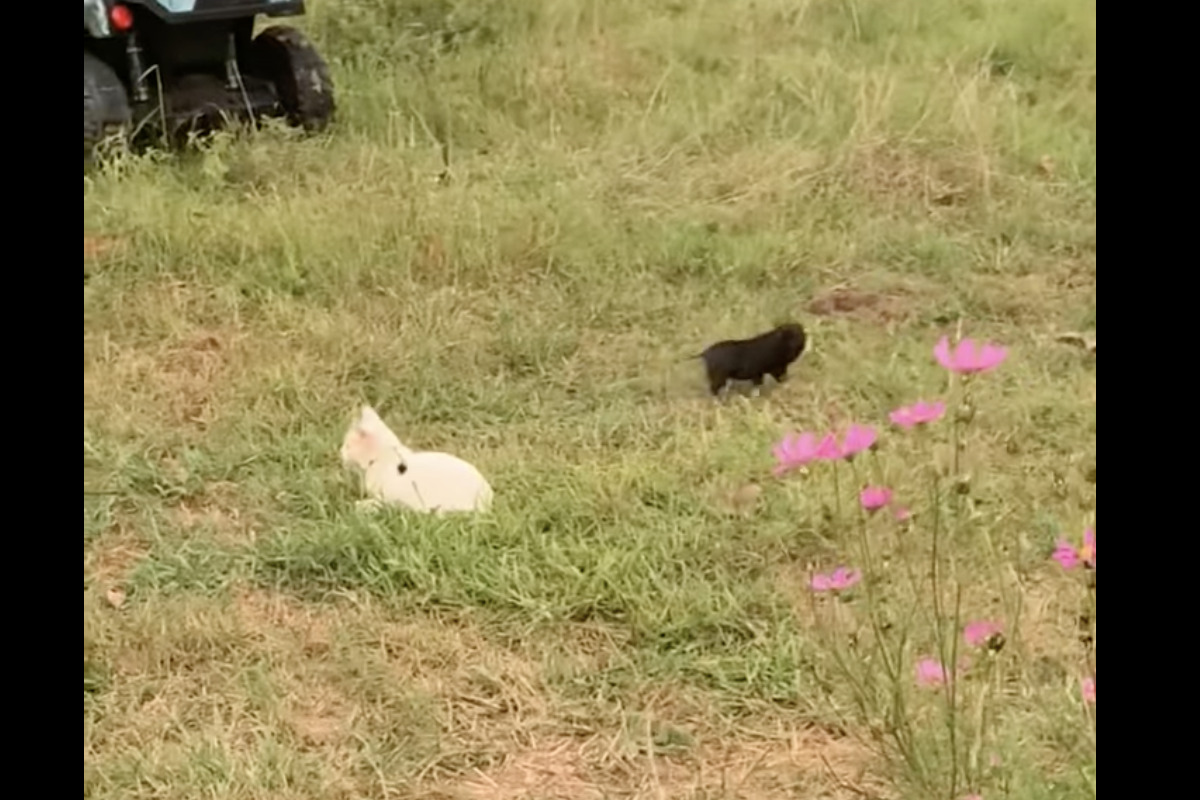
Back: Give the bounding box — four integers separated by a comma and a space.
351, 426, 382, 461
352, 405, 378, 430
359, 405, 385, 427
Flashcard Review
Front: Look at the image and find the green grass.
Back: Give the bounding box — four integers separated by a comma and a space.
84, 0, 1096, 797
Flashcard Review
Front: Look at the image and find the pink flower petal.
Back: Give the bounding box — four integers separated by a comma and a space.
829, 567, 862, 590
890, 400, 947, 429
934, 336, 956, 371
953, 339, 975, 367
811, 567, 862, 592
893, 506, 913, 522
889, 407, 918, 429
935, 336, 1009, 374
915, 657, 949, 687
814, 433, 842, 460
798, 433, 819, 459
772, 436, 798, 473
1052, 540, 1081, 570
859, 486, 893, 511
911, 400, 947, 423
840, 424, 877, 457
773, 432, 821, 475
980, 344, 1009, 371
1081, 677, 1096, 703
963, 620, 1003, 647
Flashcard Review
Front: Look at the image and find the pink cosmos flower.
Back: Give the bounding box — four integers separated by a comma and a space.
859, 486, 893, 512
889, 400, 947, 429
894, 506, 913, 522
915, 657, 951, 687
934, 336, 1008, 374
814, 433, 842, 460
789, 425, 879, 464
963, 620, 1003, 647
1081, 677, 1095, 704
810, 567, 862, 592
1052, 528, 1095, 570
773, 432, 819, 476
840, 424, 878, 458
1051, 540, 1080, 569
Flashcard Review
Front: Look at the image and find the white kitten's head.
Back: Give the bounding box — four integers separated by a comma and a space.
340, 405, 409, 470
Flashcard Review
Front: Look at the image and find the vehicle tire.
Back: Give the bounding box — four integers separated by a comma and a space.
84, 50, 131, 166
250, 26, 335, 133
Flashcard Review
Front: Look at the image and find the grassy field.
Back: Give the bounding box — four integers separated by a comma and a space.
83, 0, 1096, 797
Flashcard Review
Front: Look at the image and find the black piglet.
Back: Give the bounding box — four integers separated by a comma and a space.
694, 322, 808, 396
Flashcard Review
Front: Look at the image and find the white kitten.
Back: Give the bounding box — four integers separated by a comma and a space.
340, 405, 494, 514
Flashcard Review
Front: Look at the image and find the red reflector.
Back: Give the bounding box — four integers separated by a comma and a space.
110, 4, 134, 31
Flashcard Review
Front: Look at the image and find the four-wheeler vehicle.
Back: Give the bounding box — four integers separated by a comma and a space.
84, 0, 335, 164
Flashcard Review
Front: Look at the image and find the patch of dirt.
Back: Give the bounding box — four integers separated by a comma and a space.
806, 287, 911, 324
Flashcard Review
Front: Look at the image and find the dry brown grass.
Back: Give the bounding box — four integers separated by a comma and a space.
86, 585, 883, 799
446, 725, 883, 800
